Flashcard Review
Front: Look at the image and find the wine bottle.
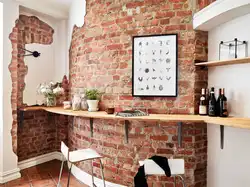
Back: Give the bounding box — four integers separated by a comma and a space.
216, 88, 222, 116
205, 88, 209, 113
219, 88, 228, 117
199, 88, 207, 115
208, 87, 216, 117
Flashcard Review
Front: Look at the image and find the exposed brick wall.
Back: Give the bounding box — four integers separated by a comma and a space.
17, 111, 56, 161
69, 0, 208, 186
69, 118, 207, 187
69, 0, 208, 114
197, 0, 216, 10
9, 15, 55, 159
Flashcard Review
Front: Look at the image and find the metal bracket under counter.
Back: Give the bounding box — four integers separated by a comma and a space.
19, 106, 249, 150
82, 119, 183, 145
77, 118, 130, 143
18, 108, 55, 128
220, 125, 224, 149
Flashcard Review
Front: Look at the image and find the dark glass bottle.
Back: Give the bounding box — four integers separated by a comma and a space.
216, 88, 222, 116
205, 88, 209, 112
208, 87, 216, 117
219, 88, 228, 117
199, 88, 207, 115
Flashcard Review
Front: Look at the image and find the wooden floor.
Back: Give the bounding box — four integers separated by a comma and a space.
0, 160, 88, 187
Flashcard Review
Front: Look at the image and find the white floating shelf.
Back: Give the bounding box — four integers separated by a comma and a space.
193, 0, 250, 31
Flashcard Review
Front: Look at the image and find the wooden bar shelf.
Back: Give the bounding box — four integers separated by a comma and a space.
19, 106, 250, 129
195, 57, 250, 67
19, 106, 250, 149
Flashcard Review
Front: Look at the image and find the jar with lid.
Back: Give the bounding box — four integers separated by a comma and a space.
72, 94, 81, 111
81, 94, 88, 111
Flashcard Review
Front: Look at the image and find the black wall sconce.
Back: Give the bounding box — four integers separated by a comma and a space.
18, 48, 41, 58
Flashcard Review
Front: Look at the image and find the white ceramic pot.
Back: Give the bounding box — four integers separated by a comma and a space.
87, 100, 99, 112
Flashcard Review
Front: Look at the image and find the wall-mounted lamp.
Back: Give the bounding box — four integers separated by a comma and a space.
18, 48, 41, 58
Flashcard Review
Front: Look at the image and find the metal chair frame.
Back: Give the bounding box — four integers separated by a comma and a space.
57, 142, 106, 187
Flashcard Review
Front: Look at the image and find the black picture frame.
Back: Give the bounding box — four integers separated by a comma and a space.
132, 33, 178, 97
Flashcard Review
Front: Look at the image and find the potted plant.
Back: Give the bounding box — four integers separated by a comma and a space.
85, 89, 101, 112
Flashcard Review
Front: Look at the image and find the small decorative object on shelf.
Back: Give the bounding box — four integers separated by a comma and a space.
72, 94, 81, 111
63, 101, 71, 110
81, 94, 88, 111
106, 107, 115, 114
85, 89, 101, 112
199, 87, 229, 118
219, 38, 247, 60
208, 87, 216, 117
116, 110, 148, 117
199, 88, 207, 116
37, 82, 64, 107
216, 88, 222, 116
219, 88, 228, 117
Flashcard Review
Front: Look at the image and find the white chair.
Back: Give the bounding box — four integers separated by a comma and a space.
57, 141, 106, 187
139, 158, 186, 187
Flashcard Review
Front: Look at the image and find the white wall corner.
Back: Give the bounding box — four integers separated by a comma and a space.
68, 0, 86, 49
0, 168, 21, 184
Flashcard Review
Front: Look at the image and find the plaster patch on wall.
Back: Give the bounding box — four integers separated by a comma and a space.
68, 0, 86, 48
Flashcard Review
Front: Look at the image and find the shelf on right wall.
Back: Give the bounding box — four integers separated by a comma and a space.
195, 56, 250, 67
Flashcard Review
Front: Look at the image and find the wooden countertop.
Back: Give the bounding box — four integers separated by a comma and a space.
19, 106, 250, 130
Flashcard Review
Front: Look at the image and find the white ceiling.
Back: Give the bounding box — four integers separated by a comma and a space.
16, 0, 74, 19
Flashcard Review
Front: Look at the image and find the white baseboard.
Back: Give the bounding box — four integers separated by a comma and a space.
18, 151, 62, 170
0, 168, 21, 184
70, 164, 127, 187
18, 151, 127, 187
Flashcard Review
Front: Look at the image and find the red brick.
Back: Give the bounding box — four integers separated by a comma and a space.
150, 135, 168, 141
107, 44, 123, 50
126, 2, 144, 8
119, 95, 134, 100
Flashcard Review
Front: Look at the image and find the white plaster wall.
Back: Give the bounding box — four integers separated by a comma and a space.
20, 9, 68, 105
68, 0, 86, 49
208, 13, 250, 187
0, 0, 20, 182
0, 0, 3, 177
23, 44, 55, 105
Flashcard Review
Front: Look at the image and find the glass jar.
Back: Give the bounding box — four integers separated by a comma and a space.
81, 94, 88, 111
72, 94, 81, 111
46, 96, 56, 107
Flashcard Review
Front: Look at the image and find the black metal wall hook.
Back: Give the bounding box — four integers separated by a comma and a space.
18, 48, 41, 58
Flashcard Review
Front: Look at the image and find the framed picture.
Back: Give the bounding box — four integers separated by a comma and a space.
132, 34, 178, 97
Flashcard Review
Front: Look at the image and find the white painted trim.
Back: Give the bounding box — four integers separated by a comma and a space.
70, 164, 127, 187
18, 151, 126, 187
0, 168, 21, 184
15, 0, 68, 19
18, 151, 62, 170
193, 0, 250, 31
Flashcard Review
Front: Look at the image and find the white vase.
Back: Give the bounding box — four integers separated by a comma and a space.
87, 100, 99, 112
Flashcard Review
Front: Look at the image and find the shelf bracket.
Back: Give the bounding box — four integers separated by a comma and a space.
177, 122, 183, 148
194, 60, 207, 70
124, 120, 129, 144
90, 118, 94, 137
18, 109, 24, 128
220, 125, 224, 149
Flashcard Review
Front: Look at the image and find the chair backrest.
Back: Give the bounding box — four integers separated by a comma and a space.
61, 141, 69, 160
139, 159, 184, 176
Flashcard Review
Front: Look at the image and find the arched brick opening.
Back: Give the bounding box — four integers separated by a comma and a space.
9, 15, 54, 156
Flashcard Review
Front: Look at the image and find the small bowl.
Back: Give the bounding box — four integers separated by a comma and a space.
63, 101, 71, 110
106, 107, 115, 114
